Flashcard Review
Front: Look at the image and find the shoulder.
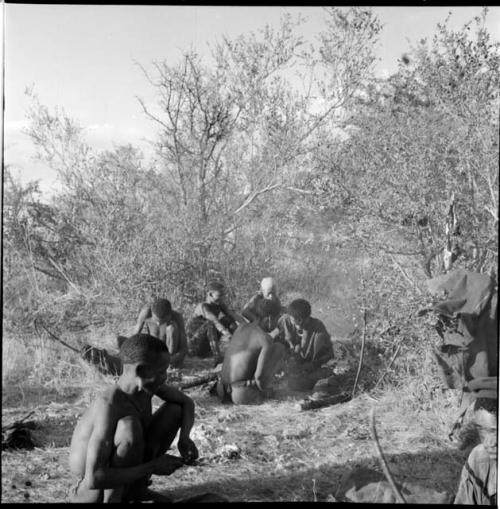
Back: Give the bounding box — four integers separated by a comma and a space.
310, 317, 328, 333
90, 387, 121, 417
467, 444, 491, 466
172, 309, 185, 324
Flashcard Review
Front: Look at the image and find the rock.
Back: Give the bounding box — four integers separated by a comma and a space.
337, 467, 450, 504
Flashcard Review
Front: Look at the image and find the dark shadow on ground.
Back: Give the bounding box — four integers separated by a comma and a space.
164, 448, 465, 503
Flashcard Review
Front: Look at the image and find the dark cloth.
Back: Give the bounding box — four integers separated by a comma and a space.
80, 345, 123, 376
278, 314, 333, 365
186, 315, 235, 358
241, 292, 282, 322
454, 444, 497, 505
422, 269, 498, 389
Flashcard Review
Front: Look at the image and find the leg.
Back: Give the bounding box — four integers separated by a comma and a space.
103, 415, 145, 503
165, 323, 179, 357
187, 319, 212, 358
126, 403, 183, 502
70, 415, 143, 503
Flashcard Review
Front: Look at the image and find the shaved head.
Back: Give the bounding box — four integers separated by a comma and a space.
260, 277, 276, 293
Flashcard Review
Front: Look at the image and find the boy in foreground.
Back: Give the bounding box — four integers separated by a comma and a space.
68, 333, 198, 503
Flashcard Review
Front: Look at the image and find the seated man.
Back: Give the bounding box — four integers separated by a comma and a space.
278, 298, 334, 392
186, 282, 242, 363
241, 277, 282, 321
68, 333, 199, 503
216, 298, 286, 405
454, 379, 497, 505
134, 298, 188, 369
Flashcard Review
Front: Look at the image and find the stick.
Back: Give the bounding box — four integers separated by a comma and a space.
351, 306, 366, 399
177, 372, 219, 390
372, 341, 404, 391
34, 318, 80, 354
370, 407, 407, 504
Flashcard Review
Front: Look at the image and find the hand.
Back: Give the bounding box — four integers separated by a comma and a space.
178, 438, 199, 465
294, 344, 301, 354
153, 454, 184, 476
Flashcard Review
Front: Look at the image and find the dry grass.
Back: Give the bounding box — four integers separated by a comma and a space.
2, 339, 467, 503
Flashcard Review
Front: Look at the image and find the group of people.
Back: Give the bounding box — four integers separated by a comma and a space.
68, 277, 497, 504
69, 277, 337, 502
130, 277, 336, 405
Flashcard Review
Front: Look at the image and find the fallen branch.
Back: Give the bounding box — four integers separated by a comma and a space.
177, 372, 219, 390
34, 318, 80, 354
370, 407, 407, 504
297, 392, 351, 411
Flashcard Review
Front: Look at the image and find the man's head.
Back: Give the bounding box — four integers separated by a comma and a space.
207, 281, 225, 304
255, 297, 281, 332
151, 298, 172, 324
287, 299, 312, 328
260, 277, 276, 299
474, 397, 498, 460
117, 333, 170, 393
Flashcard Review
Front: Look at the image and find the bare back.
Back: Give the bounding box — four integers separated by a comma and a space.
221, 323, 272, 385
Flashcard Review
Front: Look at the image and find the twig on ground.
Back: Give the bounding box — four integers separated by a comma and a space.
34, 318, 80, 354
370, 407, 407, 504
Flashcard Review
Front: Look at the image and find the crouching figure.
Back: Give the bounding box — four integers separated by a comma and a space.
68, 333, 198, 503
216, 298, 286, 405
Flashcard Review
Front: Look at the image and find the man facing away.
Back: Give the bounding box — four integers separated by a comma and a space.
68, 333, 198, 503
134, 298, 188, 369
216, 298, 286, 405
186, 282, 243, 364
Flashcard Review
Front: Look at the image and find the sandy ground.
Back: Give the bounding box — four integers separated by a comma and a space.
2, 357, 467, 503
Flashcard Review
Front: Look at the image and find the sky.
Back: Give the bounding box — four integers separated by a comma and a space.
3, 4, 500, 196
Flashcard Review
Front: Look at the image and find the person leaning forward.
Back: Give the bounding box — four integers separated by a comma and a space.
216, 298, 286, 405
134, 298, 188, 369
68, 333, 198, 503
186, 282, 243, 363
278, 298, 334, 392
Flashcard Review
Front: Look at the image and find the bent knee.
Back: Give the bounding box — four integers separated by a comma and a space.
114, 415, 144, 450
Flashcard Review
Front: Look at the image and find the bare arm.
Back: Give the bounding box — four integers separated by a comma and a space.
253, 336, 275, 391
174, 312, 188, 356
241, 296, 258, 322
219, 302, 246, 325
133, 305, 151, 335
154, 385, 195, 443
155, 384, 198, 463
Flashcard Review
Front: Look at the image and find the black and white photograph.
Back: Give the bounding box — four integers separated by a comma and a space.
2, 4, 499, 503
